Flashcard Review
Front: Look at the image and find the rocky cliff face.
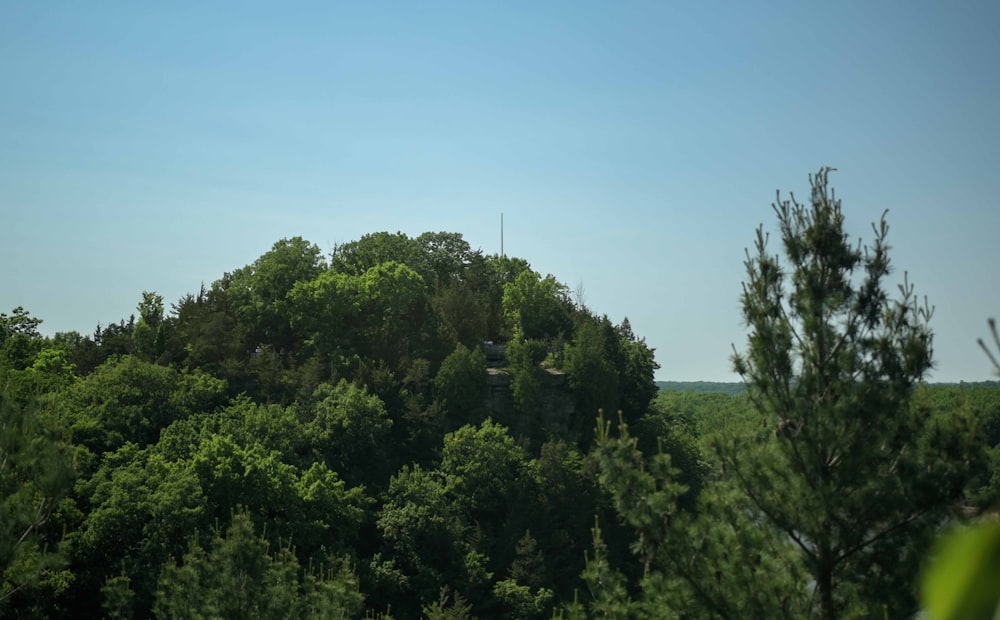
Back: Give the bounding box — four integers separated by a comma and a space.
484, 366, 575, 442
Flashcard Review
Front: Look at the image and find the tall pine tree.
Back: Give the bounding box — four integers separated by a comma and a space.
727, 168, 982, 618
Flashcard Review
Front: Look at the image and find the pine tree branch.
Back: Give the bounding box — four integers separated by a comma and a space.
15, 497, 50, 547
674, 556, 735, 620
978, 318, 1000, 373
728, 449, 817, 565
0, 582, 25, 605
833, 504, 935, 569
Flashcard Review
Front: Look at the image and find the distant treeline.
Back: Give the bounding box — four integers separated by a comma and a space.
657, 380, 1000, 395
656, 381, 747, 395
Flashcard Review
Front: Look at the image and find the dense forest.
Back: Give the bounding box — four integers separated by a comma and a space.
3, 172, 1000, 618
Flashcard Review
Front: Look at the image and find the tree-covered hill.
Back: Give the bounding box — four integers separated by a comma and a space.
1, 230, 660, 618
2, 172, 997, 618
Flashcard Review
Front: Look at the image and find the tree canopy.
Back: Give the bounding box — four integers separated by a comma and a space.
1, 176, 995, 618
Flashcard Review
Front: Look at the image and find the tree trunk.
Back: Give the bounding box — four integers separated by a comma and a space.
818, 553, 835, 620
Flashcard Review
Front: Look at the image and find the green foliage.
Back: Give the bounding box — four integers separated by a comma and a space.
190, 434, 299, 525
440, 420, 538, 520
0, 308, 45, 372
1, 345, 79, 406
534, 441, 602, 597
508, 530, 545, 588
422, 587, 476, 620
28, 348, 77, 389
169, 284, 247, 376
655, 381, 746, 395
728, 168, 984, 618
562, 315, 659, 442
918, 323, 1000, 620
502, 270, 572, 341
223, 237, 325, 359
921, 521, 1000, 620
377, 421, 548, 616
302, 379, 394, 488
8, 220, 992, 617
56, 356, 227, 457
636, 393, 714, 511
153, 510, 363, 619
377, 464, 467, 614
101, 573, 135, 619
564, 317, 619, 432
0, 307, 42, 342
132, 291, 168, 363
613, 318, 659, 424
357, 261, 427, 368
74, 444, 208, 612
290, 259, 427, 372
583, 410, 810, 618
420, 237, 494, 348
666, 478, 811, 619
430, 281, 489, 352
492, 578, 553, 620
505, 338, 546, 424
333, 232, 429, 282
571, 517, 633, 619
417, 232, 475, 288
909, 384, 1000, 508
592, 414, 685, 580
434, 343, 487, 430
72, 394, 370, 615
289, 269, 360, 361
0, 390, 75, 608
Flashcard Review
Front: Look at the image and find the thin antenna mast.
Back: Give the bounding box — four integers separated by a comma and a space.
501, 212, 504, 257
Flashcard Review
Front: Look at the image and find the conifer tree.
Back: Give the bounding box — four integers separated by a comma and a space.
0, 391, 74, 608
728, 168, 982, 618
153, 510, 363, 619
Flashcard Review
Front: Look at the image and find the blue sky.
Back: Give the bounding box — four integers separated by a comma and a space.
2, 1, 998, 382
